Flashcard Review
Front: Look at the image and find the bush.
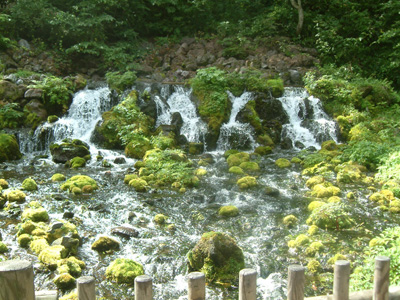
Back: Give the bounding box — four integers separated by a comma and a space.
105, 71, 137, 93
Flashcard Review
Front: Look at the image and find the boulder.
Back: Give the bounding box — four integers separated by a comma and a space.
91, 236, 120, 252
106, 258, 144, 284
50, 139, 90, 163
110, 226, 139, 239
0, 80, 25, 102
0, 133, 22, 162
187, 232, 245, 284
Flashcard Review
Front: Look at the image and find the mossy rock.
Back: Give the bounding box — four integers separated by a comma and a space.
254, 146, 273, 156
17, 233, 32, 247
53, 273, 76, 290
195, 168, 207, 177
328, 196, 341, 203
125, 138, 152, 159
47, 221, 79, 244
4, 189, 26, 203
307, 201, 326, 212
91, 236, 120, 253
106, 258, 144, 284
336, 162, 364, 184
188, 142, 204, 155
226, 152, 250, 168
22, 207, 49, 222
224, 149, 240, 158
57, 257, 85, 277
50, 139, 90, 164
369, 192, 387, 204
327, 253, 347, 265
0, 241, 8, 253
0, 179, 9, 189
81, 185, 94, 194
291, 157, 302, 164
310, 182, 341, 198
305, 176, 325, 189
68, 157, 86, 169
30, 238, 50, 255
47, 115, 59, 123
237, 176, 257, 189
129, 178, 148, 192
283, 215, 298, 228
51, 173, 66, 182
124, 174, 139, 184
187, 231, 245, 284
307, 203, 355, 230
275, 158, 291, 168
239, 161, 260, 172
60, 175, 98, 193
21, 178, 38, 191
218, 205, 239, 218
38, 245, 68, 270
0, 133, 22, 162
228, 166, 244, 175
59, 292, 77, 300
154, 214, 167, 225
320, 140, 338, 151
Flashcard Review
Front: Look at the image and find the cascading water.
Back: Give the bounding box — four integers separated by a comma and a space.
155, 85, 207, 143
278, 87, 339, 149
216, 91, 257, 151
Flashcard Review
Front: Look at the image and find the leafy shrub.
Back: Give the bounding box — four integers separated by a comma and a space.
307, 202, 355, 230
340, 141, 390, 170
29, 76, 74, 107
105, 71, 137, 93
376, 151, 400, 183
0, 103, 24, 129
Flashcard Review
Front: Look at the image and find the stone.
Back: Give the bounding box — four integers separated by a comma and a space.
24, 88, 43, 99
53, 273, 76, 290
111, 226, 139, 238
0, 133, 22, 162
91, 236, 120, 252
22, 177, 38, 191
50, 139, 90, 163
218, 205, 239, 217
106, 258, 144, 284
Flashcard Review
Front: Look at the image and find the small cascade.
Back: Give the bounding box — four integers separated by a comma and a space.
20, 86, 112, 155
216, 91, 257, 151
278, 87, 339, 149
155, 85, 207, 143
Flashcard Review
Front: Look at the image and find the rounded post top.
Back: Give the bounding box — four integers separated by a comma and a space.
335, 260, 350, 267
0, 259, 32, 272
240, 268, 257, 276
135, 275, 152, 283
77, 276, 95, 284
288, 265, 305, 272
188, 272, 205, 280
376, 256, 390, 262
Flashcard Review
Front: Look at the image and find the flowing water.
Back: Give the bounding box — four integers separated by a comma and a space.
0, 85, 395, 299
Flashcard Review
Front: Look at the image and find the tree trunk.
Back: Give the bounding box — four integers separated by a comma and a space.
290, 0, 304, 36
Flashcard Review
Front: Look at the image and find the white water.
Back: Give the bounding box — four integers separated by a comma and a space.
216, 91, 257, 151
155, 86, 207, 143
278, 87, 338, 149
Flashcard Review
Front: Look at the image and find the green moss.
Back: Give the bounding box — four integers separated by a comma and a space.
275, 158, 291, 168
60, 175, 98, 193
305, 176, 325, 189
291, 157, 302, 164
310, 182, 341, 198
224, 149, 240, 158
5, 189, 26, 203
21, 177, 38, 191
327, 253, 347, 265
17, 233, 32, 247
335, 162, 364, 183
57, 257, 85, 277
0, 179, 9, 189
22, 207, 49, 222
106, 258, 144, 284
129, 178, 148, 192
124, 174, 138, 184
38, 245, 68, 269
283, 215, 298, 228
53, 273, 76, 290
237, 176, 257, 189
51, 173, 66, 182
195, 168, 207, 177
154, 214, 167, 225
307, 203, 355, 230
229, 166, 244, 175
308, 225, 319, 236
218, 205, 239, 217
91, 236, 120, 253
0, 133, 22, 162
47, 115, 59, 123
187, 231, 245, 284
0, 241, 8, 253
47, 221, 79, 244
71, 187, 82, 195
226, 152, 250, 168
254, 146, 273, 156
30, 238, 49, 255
125, 137, 152, 159
68, 157, 86, 169
239, 161, 260, 172
59, 292, 77, 300
308, 201, 326, 212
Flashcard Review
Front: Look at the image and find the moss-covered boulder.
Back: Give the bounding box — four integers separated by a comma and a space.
307, 203, 355, 230
30, 238, 50, 255
21, 178, 38, 191
237, 176, 257, 189
67, 157, 86, 169
47, 221, 80, 243
226, 152, 250, 168
53, 273, 76, 290
310, 182, 341, 198
335, 162, 365, 184
17, 233, 32, 247
0, 133, 22, 162
60, 175, 98, 193
50, 139, 90, 163
106, 258, 144, 284
239, 161, 260, 172
91, 236, 120, 253
0, 241, 8, 253
21, 202, 49, 222
218, 205, 239, 217
254, 146, 273, 156
0, 179, 9, 189
154, 214, 167, 225
125, 138, 152, 159
51, 173, 66, 182
57, 257, 85, 277
38, 245, 68, 269
275, 158, 291, 168
283, 215, 298, 228
305, 241, 324, 257
129, 178, 148, 192
305, 176, 325, 189
229, 166, 245, 175
4, 189, 26, 203
187, 231, 245, 284
288, 234, 310, 248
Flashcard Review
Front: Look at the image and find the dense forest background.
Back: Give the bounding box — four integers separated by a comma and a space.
0, 0, 399, 87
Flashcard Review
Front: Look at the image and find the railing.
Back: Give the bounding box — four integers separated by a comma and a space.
0, 257, 398, 300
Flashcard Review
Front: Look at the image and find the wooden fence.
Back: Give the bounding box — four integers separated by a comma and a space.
0, 256, 399, 300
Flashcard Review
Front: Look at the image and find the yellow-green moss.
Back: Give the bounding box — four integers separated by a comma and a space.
307, 260, 321, 273
227, 152, 250, 168
154, 214, 167, 225
60, 175, 98, 192
129, 178, 148, 192
38, 245, 68, 269
229, 166, 245, 175
237, 176, 257, 189
283, 215, 298, 228
218, 205, 239, 218
106, 258, 144, 284
275, 158, 291, 168
53, 273, 76, 290
22, 177, 38, 191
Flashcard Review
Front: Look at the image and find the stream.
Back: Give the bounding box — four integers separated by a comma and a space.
0, 84, 396, 299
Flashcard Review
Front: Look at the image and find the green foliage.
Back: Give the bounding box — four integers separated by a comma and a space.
340, 141, 390, 170
29, 76, 74, 107
307, 203, 355, 230
105, 71, 137, 93
376, 151, 400, 183
351, 227, 400, 291
0, 103, 24, 129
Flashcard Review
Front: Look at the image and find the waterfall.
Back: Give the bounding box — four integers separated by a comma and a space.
216, 91, 257, 151
20, 86, 112, 155
155, 85, 207, 143
277, 87, 339, 149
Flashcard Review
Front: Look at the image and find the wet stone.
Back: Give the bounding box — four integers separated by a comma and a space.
114, 157, 126, 164
111, 226, 139, 239
63, 212, 74, 219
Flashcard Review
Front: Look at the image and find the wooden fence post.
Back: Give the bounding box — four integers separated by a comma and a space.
188, 272, 206, 300
374, 256, 390, 300
77, 276, 96, 300
239, 268, 257, 300
135, 275, 153, 300
0, 259, 35, 300
288, 265, 305, 300
333, 260, 350, 300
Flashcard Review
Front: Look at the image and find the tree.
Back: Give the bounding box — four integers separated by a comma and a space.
290, 0, 303, 36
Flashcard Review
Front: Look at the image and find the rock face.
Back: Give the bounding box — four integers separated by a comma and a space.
50, 139, 90, 163
187, 231, 245, 284
0, 133, 22, 162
